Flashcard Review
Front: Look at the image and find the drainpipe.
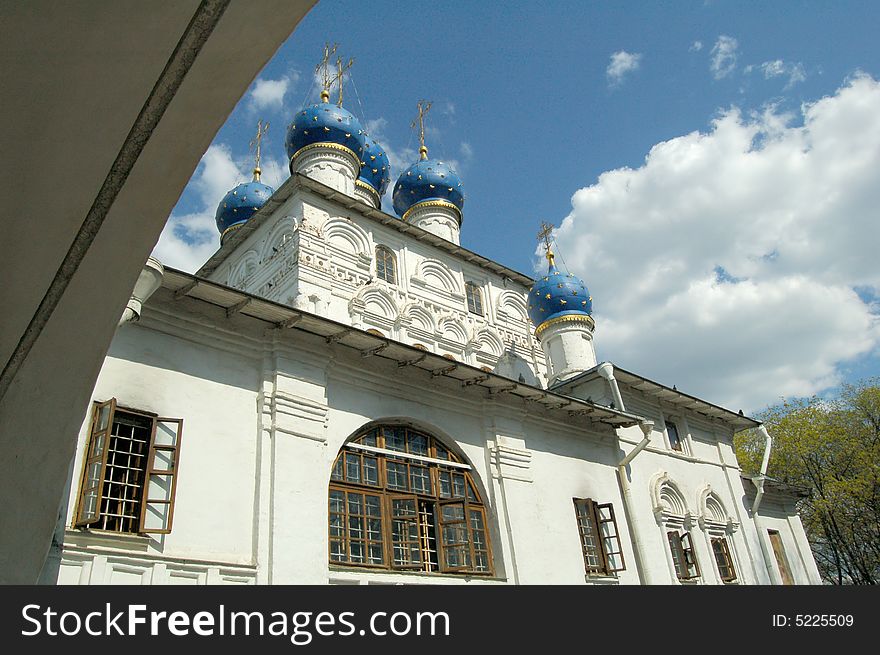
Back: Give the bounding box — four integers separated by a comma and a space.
597, 362, 655, 583
617, 418, 655, 584
597, 362, 625, 411
749, 424, 780, 584
119, 257, 164, 325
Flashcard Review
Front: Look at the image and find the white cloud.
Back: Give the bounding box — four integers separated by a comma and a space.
759, 59, 807, 89
548, 74, 880, 412
690, 41, 703, 52
248, 73, 296, 111
152, 144, 289, 272
607, 51, 642, 86
710, 35, 738, 79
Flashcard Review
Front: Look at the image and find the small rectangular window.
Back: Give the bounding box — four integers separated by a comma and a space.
666, 421, 682, 452
711, 536, 737, 582
75, 399, 183, 535
574, 499, 626, 575
465, 283, 484, 316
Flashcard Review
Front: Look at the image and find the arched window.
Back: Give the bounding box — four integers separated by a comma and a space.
329, 425, 492, 575
465, 282, 483, 316
375, 246, 396, 284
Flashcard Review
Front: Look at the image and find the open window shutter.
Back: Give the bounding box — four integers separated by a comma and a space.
75, 398, 116, 526
681, 531, 700, 579
596, 503, 626, 573
438, 500, 471, 573
139, 417, 182, 534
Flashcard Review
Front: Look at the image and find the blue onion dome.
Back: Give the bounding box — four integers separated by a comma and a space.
215, 170, 274, 242
527, 254, 593, 337
392, 148, 465, 222
357, 136, 391, 201
285, 91, 367, 172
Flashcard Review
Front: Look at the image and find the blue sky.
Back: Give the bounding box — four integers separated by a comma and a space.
155, 0, 880, 414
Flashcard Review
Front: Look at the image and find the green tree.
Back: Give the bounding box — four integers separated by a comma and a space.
735, 379, 880, 584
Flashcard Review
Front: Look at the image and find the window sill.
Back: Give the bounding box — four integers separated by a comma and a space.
64, 528, 152, 553
328, 565, 506, 584
584, 574, 619, 585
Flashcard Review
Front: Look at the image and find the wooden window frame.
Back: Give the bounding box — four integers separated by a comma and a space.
667, 529, 701, 581
327, 426, 494, 576
75, 399, 183, 535
375, 246, 397, 284
465, 282, 484, 316
710, 535, 737, 583
768, 529, 794, 585
573, 498, 626, 576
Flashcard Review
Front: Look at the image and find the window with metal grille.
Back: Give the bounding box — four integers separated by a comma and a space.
573, 498, 625, 575
667, 530, 701, 581
75, 399, 182, 534
329, 426, 492, 575
711, 536, 737, 582
465, 282, 483, 316
375, 246, 396, 284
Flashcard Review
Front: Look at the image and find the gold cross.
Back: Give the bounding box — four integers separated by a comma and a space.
315, 42, 339, 102
249, 120, 269, 180
331, 56, 355, 107
411, 100, 433, 159
537, 221, 556, 266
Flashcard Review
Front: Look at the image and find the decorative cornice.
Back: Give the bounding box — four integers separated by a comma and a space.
290, 141, 360, 166
354, 178, 381, 205
402, 199, 462, 224
534, 313, 596, 339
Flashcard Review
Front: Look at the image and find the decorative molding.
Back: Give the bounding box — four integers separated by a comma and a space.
489, 442, 533, 483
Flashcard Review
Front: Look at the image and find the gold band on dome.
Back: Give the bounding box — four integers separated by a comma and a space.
534, 313, 596, 339
401, 199, 462, 224
355, 179, 381, 204
290, 141, 360, 165
220, 222, 244, 244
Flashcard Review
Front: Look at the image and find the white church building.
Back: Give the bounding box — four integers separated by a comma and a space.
40, 75, 821, 586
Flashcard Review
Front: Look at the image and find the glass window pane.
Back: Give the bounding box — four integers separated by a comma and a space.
439, 471, 451, 498
364, 457, 379, 486
345, 453, 360, 483
442, 504, 465, 522
350, 541, 364, 563
347, 493, 363, 516
329, 490, 345, 513
331, 457, 343, 481
452, 474, 466, 499
410, 465, 431, 495
408, 433, 428, 455
386, 462, 408, 490
365, 495, 382, 517
330, 540, 346, 561
386, 428, 406, 452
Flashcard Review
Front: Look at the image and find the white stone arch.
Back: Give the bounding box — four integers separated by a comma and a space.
650, 472, 689, 520
697, 485, 738, 531
322, 216, 370, 257
260, 214, 297, 262
416, 258, 461, 294
470, 327, 504, 357
402, 303, 436, 333
496, 290, 528, 322
438, 315, 468, 344
353, 284, 398, 320
228, 250, 258, 288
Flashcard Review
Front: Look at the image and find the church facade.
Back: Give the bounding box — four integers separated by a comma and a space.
40, 74, 821, 586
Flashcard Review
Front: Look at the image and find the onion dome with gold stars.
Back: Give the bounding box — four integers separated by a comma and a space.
357, 136, 391, 204
392, 156, 464, 222
285, 90, 367, 173
527, 257, 593, 338
215, 173, 274, 243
